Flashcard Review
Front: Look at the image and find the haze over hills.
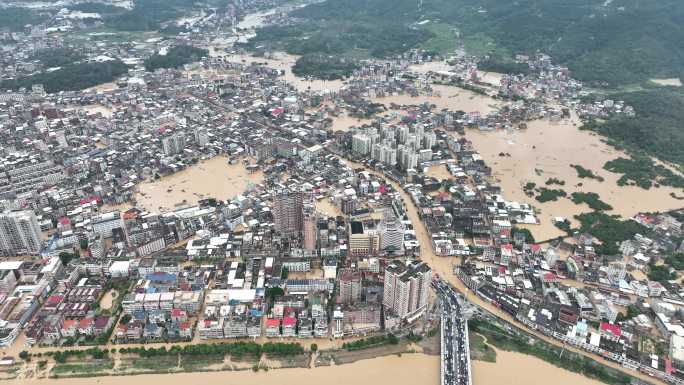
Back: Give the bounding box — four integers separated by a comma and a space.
240, 0, 684, 170
1, 0, 683, 168
5, 0, 683, 87
244, 0, 684, 86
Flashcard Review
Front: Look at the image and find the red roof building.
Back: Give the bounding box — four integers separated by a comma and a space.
282, 317, 297, 328
266, 318, 281, 328
599, 322, 622, 338
542, 272, 557, 283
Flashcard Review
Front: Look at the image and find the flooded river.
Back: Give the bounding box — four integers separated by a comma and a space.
473, 348, 605, 385
340, 158, 664, 385
60, 5, 673, 384
8, 349, 609, 385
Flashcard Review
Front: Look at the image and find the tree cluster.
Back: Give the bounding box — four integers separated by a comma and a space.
144, 45, 208, 71
0, 61, 129, 93
342, 334, 398, 351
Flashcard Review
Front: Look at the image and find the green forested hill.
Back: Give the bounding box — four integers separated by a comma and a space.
144, 45, 208, 71
584, 88, 684, 167
443, 0, 684, 86
245, 0, 684, 86
0, 7, 48, 31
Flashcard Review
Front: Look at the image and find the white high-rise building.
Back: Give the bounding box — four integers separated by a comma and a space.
405, 134, 419, 150
414, 125, 424, 141
162, 133, 186, 156
383, 261, 431, 320
379, 145, 397, 166
397, 125, 410, 144
422, 130, 436, 149
379, 210, 404, 253
0, 210, 43, 256
352, 134, 372, 156
398, 145, 418, 171
372, 141, 397, 166
194, 127, 209, 147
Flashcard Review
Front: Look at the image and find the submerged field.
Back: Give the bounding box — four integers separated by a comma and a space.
135, 156, 263, 212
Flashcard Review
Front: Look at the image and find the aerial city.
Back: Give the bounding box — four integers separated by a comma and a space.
0, 0, 683, 384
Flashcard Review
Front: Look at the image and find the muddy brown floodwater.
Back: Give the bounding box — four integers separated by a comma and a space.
99, 289, 117, 310
372, 84, 501, 115
327, 114, 373, 132
473, 347, 605, 385
11, 355, 436, 385
315, 198, 342, 218
7, 350, 610, 385
220, 52, 346, 92
84, 81, 119, 92
465, 116, 684, 240
135, 156, 264, 213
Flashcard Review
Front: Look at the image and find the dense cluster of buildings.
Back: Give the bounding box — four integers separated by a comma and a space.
1, 2, 676, 385
455, 210, 684, 382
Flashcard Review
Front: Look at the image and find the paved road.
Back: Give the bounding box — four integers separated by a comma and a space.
434, 279, 472, 385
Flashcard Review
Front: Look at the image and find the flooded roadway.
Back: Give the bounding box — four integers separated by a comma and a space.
341, 158, 666, 385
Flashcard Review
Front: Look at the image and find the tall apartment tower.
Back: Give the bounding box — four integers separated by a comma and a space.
194, 127, 209, 147
302, 204, 317, 251
338, 268, 362, 304
383, 261, 432, 320
273, 188, 304, 236
162, 133, 186, 156
0, 210, 43, 256
379, 210, 405, 253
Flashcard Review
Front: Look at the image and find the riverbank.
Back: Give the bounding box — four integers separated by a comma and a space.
8, 354, 438, 385
9, 339, 419, 381
470, 319, 635, 385
5, 338, 621, 385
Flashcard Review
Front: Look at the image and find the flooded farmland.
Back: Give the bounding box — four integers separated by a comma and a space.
465, 116, 684, 240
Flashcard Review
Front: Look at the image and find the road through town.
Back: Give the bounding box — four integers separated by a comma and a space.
341, 158, 666, 385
